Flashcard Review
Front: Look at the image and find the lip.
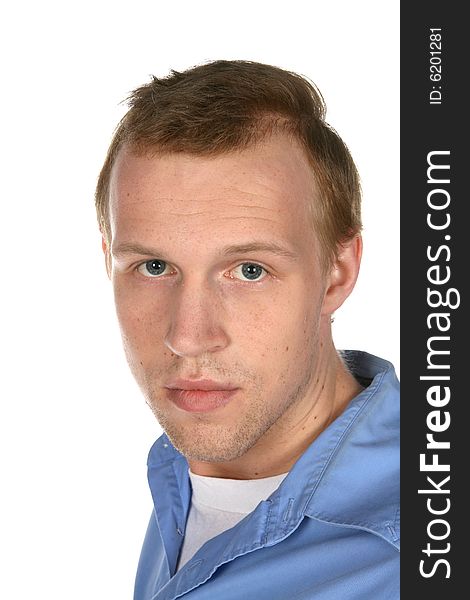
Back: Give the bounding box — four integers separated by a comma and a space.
164, 379, 239, 413
166, 379, 238, 391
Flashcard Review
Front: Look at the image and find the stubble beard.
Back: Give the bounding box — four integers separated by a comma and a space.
142, 359, 316, 464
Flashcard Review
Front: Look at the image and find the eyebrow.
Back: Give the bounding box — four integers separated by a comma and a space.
221, 242, 298, 260
112, 241, 298, 260
112, 242, 165, 258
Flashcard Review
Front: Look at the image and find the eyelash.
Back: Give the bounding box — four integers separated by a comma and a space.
135, 260, 270, 282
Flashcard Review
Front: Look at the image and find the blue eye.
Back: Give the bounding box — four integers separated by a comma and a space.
137, 259, 169, 277
232, 263, 267, 281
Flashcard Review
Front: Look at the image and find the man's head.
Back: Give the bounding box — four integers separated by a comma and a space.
97, 61, 363, 476
96, 60, 361, 273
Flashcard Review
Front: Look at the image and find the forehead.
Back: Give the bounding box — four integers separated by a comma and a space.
109, 133, 320, 257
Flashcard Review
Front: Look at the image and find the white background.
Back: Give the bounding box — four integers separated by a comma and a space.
0, 1, 399, 598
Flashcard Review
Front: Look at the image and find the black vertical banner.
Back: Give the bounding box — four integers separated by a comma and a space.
401, 2, 466, 596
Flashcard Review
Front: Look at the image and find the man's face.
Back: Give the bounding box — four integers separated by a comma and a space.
107, 133, 335, 466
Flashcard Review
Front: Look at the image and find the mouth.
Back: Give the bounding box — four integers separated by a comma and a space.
164, 379, 239, 413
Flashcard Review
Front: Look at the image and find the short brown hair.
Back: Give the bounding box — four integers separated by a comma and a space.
95, 60, 362, 269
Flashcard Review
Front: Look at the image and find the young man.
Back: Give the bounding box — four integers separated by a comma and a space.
96, 60, 399, 599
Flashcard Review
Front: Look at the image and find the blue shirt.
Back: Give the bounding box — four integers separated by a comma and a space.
135, 351, 400, 600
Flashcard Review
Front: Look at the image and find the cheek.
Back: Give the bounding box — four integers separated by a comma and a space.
113, 280, 169, 356
233, 284, 321, 362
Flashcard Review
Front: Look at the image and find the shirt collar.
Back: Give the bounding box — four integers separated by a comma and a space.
265, 351, 400, 548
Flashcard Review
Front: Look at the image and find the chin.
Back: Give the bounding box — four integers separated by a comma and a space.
154, 412, 262, 463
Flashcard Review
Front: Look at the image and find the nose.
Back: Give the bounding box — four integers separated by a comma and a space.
164, 276, 230, 358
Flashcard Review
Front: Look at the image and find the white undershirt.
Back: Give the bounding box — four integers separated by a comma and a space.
177, 469, 288, 570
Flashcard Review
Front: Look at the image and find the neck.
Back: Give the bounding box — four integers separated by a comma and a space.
189, 343, 363, 480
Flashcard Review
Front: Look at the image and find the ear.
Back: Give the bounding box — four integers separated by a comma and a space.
101, 233, 112, 279
321, 235, 362, 316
